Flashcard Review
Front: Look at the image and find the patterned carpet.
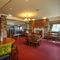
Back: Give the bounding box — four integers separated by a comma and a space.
14, 36, 60, 60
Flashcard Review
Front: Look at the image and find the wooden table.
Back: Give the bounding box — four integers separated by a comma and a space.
0, 38, 15, 45
0, 38, 15, 56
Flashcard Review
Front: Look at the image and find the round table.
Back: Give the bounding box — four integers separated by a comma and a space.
0, 38, 15, 56
0, 38, 15, 45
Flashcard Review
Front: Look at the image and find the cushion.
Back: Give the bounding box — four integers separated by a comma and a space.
0, 43, 11, 56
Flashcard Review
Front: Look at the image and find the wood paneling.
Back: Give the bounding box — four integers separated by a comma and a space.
29, 18, 49, 33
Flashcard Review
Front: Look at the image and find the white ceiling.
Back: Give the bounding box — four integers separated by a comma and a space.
0, 0, 10, 9
0, 0, 60, 25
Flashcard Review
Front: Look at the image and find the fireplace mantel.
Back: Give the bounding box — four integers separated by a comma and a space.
34, 28, 44, 38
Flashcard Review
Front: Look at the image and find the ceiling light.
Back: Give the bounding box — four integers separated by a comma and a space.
8, 14, 12, 17
42, 17, 49, 22
32, 19, 35, 21
42, 17, 47, 19
24, 15, 35, 23
19, 12, 36, 18
10, 8, 12, 10
23, 13, 33, 17
26, 0, 28, 1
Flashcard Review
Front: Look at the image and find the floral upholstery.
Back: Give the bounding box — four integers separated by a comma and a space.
26, 33, 41, 46
0, 43, 11, 56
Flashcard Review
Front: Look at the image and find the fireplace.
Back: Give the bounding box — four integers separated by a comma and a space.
34, 28, 44, 38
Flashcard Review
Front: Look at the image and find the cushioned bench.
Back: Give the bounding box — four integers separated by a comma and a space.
0, 54, 10, 60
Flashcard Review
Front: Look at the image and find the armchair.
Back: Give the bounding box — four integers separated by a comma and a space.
26, 33, 41, 46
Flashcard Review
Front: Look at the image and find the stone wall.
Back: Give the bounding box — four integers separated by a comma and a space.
0, 15, 7, 39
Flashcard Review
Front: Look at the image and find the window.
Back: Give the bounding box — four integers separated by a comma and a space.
20, 27, 22, 30
52, 24, 60, 32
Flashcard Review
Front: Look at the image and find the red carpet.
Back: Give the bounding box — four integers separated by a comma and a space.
15, 36, 60, 60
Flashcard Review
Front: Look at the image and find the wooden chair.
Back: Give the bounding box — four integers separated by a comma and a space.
9, 34, 18, 60
26, 33, 41, 46
32, 34, 41, 46
9, 34, 14, 38
10, 45, 18, 60
44, 32, 52, 39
